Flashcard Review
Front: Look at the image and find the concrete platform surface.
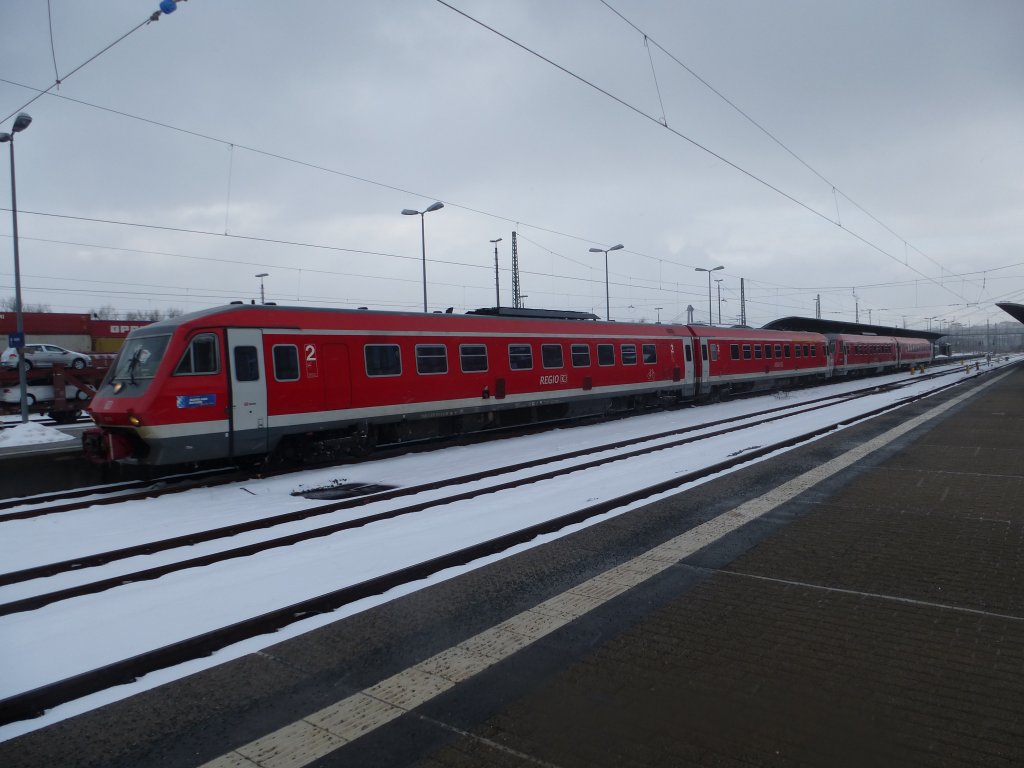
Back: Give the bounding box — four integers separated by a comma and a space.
3, 365, 1022, 767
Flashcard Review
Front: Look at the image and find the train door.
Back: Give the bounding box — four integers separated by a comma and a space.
226, 328, 268, 458
680, 338, 697, 397
698, 337, 711, 395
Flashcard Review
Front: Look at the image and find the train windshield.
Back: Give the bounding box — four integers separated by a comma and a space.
106, 335, 172, 389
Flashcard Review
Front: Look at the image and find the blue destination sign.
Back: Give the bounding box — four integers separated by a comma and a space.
8, 332, 24, 349
176, 394, 217, 408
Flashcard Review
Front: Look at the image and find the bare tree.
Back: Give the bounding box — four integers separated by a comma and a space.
1, 297, 51, 312
90, 304, 120, 319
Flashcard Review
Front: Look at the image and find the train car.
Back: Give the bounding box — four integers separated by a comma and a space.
83, 305, 705, 465
828, 333, 933, 376
829, 334, 899, 376
690, 326, 831, 396
894, 337, 933, 369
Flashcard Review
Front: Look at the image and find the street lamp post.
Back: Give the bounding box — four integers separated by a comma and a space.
1, 112, 33, 423
715, 278, 724, 324
588, 244, 624, 321
255, 273, 269, 304
695, 266, 724, 326
490, 238, 502, 309
654, 307, 663, 323
401, 202, 444, 312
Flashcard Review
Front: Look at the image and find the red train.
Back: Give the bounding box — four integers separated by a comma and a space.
82, 305, 933, 466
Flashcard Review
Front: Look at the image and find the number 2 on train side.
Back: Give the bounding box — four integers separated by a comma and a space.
304, 343, 319, 378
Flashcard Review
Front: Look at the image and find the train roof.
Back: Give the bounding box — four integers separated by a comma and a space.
763, 316, 944, 341
131, 304, 685, 337
688, 325, 827, 341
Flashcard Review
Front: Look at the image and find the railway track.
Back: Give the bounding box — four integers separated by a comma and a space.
0, 366, 977, 726
0, 367, 958, 522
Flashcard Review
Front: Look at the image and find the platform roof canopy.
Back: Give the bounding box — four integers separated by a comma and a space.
762, 316, 946, 342
996, 303, 1024, 325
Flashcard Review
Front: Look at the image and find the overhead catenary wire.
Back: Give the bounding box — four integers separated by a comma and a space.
597, 0, 970, 289
433, 0, 974, 306
1, 1, 186, 124
0, 222, 710, 307
0, 70, 981, 314
0, 5, 1007, 327
46, 0, 61, 86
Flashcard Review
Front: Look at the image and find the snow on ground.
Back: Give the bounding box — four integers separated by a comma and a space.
0, 422, 75, 447
0, 359, 1017, 741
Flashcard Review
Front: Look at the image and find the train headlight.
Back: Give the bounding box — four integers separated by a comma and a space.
129, 415, 142, 427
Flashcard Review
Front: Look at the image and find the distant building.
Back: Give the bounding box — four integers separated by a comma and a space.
0, 312, 153, 353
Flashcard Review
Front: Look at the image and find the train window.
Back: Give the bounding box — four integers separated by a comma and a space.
742, 344, 751, 360
775, 344, 783, 358
795, 345, 802, 358
621, 344, 637, 365
596, 344, 615, 366
571, 344, 591, 367
233, 346, 259, 382
273, 345, 300, 381
701, 344, 708, 361
113, 335, 170, 383
642, 344, 657, 364
709, 344, 717, 362
686, 344, 693, 362
730, 344, 740, 360
754, 345, 762, 359
810, 345, 817, 357
509, 344, 533, 370
415, 344, 448, 375
174, 333, 219, 376
460, 344, 488, 373
541, 344, 564, 369
784, 345, 791, 358
803, 344, 810, 357
365, 344, 401, 377
764, 344, 773, 359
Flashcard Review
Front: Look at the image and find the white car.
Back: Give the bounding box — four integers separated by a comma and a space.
0, 384, 90, 406
0, 344, 91, 371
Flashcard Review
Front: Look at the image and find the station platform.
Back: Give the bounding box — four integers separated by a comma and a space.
0, 424, 102, 499
3, 364, 1022, 767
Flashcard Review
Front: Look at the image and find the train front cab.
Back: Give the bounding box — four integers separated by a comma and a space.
168, 326, 279, 463
85, 325, 278, 466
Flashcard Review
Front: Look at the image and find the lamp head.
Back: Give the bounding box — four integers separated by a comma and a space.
425, 201, 444, 213
255, 272, 269, 278
0, 134, 10, 144
490, 238, 502, 244
588, 247, 603, 253
12, 113, 32, 133
401, 209, 419, 216
608, 244, 624, 251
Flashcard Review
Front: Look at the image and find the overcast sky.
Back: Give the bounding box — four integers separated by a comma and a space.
1, 0, 1022, 332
